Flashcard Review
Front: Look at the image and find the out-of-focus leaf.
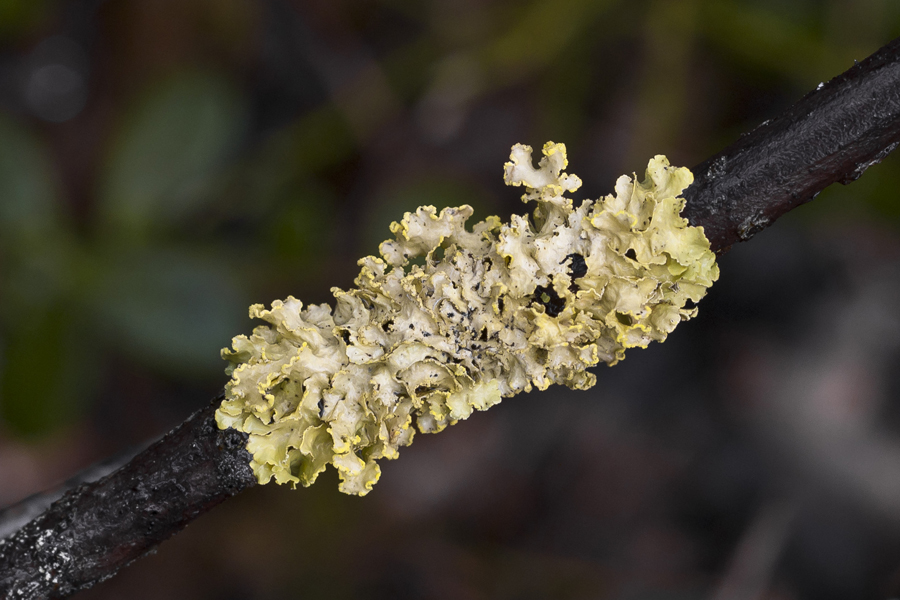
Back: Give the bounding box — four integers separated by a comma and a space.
0, 304, 97, 437
0, 114, 88, 436
89, 248, 246, 376
97, 71, 246, 240
0, 112, 62, 248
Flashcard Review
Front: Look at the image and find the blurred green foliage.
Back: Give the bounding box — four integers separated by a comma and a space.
0, 72, 253, 435
98, 72, 246, 241
0, 113, 84, 436
0, 0, 898, 438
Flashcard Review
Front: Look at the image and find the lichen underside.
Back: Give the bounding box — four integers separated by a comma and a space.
215, 142, 719, 495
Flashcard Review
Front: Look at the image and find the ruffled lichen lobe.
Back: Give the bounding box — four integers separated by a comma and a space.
216, 142, 719, 495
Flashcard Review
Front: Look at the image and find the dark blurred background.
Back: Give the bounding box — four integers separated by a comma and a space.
3, 0, 900, 598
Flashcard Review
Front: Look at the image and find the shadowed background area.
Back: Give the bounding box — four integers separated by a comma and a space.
3, 0, 900, 598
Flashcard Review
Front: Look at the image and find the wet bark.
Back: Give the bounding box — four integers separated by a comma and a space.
3, 34, 900, 600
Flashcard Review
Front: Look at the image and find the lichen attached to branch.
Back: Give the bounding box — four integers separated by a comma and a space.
215, 142, 719, 495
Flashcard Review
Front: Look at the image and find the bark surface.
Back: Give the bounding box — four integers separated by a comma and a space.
4, 34, 900, 600
0, 396, 255, 599
683, 37, 900, 252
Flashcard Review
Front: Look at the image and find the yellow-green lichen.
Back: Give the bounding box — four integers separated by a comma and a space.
216, 142, 719, 495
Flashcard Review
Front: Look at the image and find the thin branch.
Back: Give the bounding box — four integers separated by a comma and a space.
683, 37, 900, 252
0, 443, 148, 541
4, 35, 900, 600
0, 395, 255, 599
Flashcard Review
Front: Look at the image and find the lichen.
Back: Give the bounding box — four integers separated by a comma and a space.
216, 142, 719, 495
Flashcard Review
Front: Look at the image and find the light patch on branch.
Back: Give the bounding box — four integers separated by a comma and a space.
215, 142, 719, 495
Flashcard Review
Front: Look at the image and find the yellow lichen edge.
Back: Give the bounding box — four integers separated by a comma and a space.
216, 142, 719, 496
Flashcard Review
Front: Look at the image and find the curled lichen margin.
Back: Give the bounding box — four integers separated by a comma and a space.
215, 142, 719, 495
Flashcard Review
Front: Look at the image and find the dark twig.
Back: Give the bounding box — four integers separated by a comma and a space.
683, 37, 900, 253
0, 443, 149, 541
3, 35, 900, 600
0, 395, 255, 599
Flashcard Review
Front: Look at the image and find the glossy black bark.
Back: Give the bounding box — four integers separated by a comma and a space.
683, 37, 900, 253
0, 396, 255, 599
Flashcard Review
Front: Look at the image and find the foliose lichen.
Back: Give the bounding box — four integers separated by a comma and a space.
215, 142, 719, 495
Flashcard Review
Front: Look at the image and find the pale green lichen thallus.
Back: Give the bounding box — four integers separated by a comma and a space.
216, 142, 719, 495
